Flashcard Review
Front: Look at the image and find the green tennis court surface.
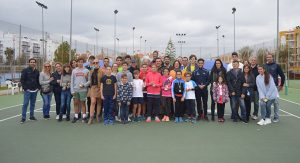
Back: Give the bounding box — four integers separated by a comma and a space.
0, 92, 299, 163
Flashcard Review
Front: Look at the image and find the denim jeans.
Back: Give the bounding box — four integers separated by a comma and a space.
41, 93, 52, 117
230, 95, 246, 121
120, 103, 129, 122
21, 90, 38, 119
273, 98, 280, 119
53, 91, 62, 115
260, 99, 275, 119
252, 91, 259, 116
103, 95, 115, 121
60, 90, 72, 116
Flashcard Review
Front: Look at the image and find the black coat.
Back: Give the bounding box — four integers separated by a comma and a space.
20, 67, 40, 91
242, 73, 255, 101
226, 69, 246, 96
50, 71, 62, 93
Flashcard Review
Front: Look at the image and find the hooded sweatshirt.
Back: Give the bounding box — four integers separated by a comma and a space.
70, 67, 90, 94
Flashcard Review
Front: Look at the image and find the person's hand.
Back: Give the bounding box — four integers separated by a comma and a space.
173, 98, 176, 103
181, 97, 184, 102
241, 94, 245, 98
232, 92, 236, 96
127, 102, 130, 106
49, 77, 54, 81
152, 83, 156, 87
243, 83, 249, 87
113, 95, 116, 99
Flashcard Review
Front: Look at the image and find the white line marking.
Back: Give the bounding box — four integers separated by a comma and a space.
280, 98, 300, 106
0, 99, 42, 111
279, 109, 300, 119
0, 104, 55, 122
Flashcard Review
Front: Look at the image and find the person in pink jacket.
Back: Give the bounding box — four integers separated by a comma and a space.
145, 64, 162, 122
161, 68, 173, 122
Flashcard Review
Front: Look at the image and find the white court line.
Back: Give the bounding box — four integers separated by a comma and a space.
278, 98, 300, 119
0, 104, 55, 123
0, 99, 42, 111
280, 98, 300, 106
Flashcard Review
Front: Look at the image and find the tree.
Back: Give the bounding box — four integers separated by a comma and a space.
238, 46, 253, 62
53, 41, 76, 64
4, 47, 14, 65
165, 38, 176, 63
16, 53, 27, 65
256, 48, 269, 65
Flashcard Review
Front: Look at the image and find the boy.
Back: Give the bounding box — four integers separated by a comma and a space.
172, 70, 186, 123
116, 62, 133, 83
117, 74, 133, 124
132, 70, 144, 122
100, 66, 117, 125
71, 57, 90, 123
184, 72, 197, 123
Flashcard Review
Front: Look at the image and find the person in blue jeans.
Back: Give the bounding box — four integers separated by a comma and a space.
100, 66, 117, 125
20, 58, 40, 124
227, 60, 247, 123
58, 64, 72, 122
39, 62, 54, 119
117, 74, 133, 124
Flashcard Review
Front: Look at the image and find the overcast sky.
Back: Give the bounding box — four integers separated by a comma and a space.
0, 0, 299, 56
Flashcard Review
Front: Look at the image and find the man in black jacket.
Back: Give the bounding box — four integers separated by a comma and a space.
20, 58, 40, 123
264, 53, 285, 122
227, 60, 247, 123
192, 58, 210, 121
250, 56, 259, 119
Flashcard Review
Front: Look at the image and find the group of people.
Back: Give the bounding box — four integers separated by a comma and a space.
20, 50, 285, 126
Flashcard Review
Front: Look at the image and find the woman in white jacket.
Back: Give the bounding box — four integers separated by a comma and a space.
256, 65, 278, 126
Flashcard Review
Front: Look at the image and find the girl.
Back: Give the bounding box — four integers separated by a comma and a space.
242, 65, 255, 122
39, 62, 54, 119
139, 63, 148, 120
132, 70, 144, 122
145, 64, 162, 122
58, 64, 72, 121
87, 59, 103, 125
256, 65, 278, 126
171, 70, 186, 123
209, 59, 227, 121
161, 68, 173, 122
212, 75, 230, 122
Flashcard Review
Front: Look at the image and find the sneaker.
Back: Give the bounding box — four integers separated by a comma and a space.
175, 117, 179, 123
257, 119, 265, 126
155, 117, 160, 122
82, 117, 88, 123
252, 115, 258, 120
78, 113, 82, 119
104, 120, 109, 125
196, 116, 201, 121
273, 118, 279, 123
179, 117, 184, 123
165, 116, 170, 122
109, 120, 114, 125
44, 115, 50, 120
56, 115, 59, 120
162, 116, 166, 122
71, 117, 78, 123
29, 117, 37, 121
63, 115, 67, 119
20, 118, 26, 124
204, 116, 209, 121
58, 116, 63, 122
146, 117, 151, 123
191, 118, 196, 124
265, 118, 272, 125
115, 116, 121, 122
218, 118, 222, 122
242, 119, 249, 124
88, 118, 93, 125
66, 116, 70, 121
184, 117, 191, 122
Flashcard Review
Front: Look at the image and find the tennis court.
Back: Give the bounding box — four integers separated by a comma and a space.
0, 88, 299, 163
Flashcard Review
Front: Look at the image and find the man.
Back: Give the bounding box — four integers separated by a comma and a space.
71, 57, 90, 123
227, 60, 247, 123
84, 56, 95, 118
163, 56, 173, 70
129, 59, 138, 75
264, 53, 285, 123
115, 56, 123, 72
227, 52, 244, 72
151, 50, 159, 63
250, 56, 259, 120
50, 63, 64, 120
155, 57, 164, 74
20, 58, 40, 124
181, 57, 189, 71
102, 57, 110, 73
192, 58, 210, 121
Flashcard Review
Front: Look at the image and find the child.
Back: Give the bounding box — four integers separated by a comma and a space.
70, 57, 90, 123
58, 64, 72, 122
132, 70, 144, 122
117, 74, 133, 124
161, 68, 173, 122
145, 64, 162, 122
171, 70, 186, 123
184, 72, 197, 123
139, 63, 148, 120
100, 66, 117, 125
212, 75, 230, 122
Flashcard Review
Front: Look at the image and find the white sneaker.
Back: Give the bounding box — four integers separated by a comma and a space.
63, 115, 67, 119
257, 119, 265, 126
265, 118, 272, 125
56, 115, 60, 120
252, 115, 258, 120
115, 116, 121, 122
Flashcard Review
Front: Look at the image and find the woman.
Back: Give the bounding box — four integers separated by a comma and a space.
170, 60, 182, 79
58, 64, 72, 121
88, 59, 103, 124
256, 65, 278, 126
70, 59, 77, 69
39, 62, 54, 119
242, 65, 255, 122
111, 63, 119, 76
209, 59, 226, 121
